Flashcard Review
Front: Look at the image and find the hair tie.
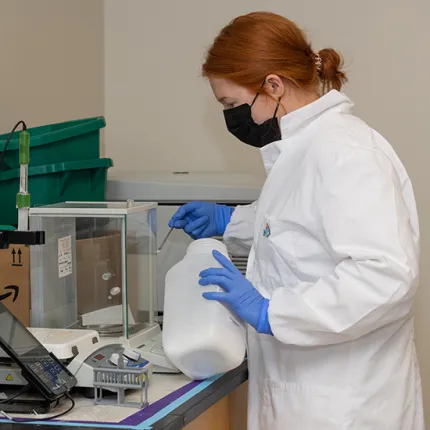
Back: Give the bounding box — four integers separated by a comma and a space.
314, 53, 322, 72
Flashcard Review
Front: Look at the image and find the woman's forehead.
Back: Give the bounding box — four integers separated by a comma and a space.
209, 77, 249, 101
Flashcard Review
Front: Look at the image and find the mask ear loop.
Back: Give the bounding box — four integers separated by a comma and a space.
260, 97, 281, 140
250, 80, 267, 108
273, 97, 281, 118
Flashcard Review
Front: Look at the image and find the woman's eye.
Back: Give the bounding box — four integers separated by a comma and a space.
221, 100, 238, 110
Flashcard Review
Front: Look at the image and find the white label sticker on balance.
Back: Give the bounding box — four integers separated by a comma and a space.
58, 236, 72, 278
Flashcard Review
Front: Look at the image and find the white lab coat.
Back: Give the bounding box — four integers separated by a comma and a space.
224, 91, 424, 430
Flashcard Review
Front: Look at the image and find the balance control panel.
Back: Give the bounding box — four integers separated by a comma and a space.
137, 333, 179, 373
83, 344, 151, 371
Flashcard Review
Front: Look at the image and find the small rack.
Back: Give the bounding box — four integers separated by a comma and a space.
93, 361, 149, 409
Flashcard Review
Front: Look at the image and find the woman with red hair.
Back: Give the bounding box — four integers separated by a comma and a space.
170, 12, 424, 429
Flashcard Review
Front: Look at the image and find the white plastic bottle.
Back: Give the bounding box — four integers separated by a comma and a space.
162, 239, 246, 380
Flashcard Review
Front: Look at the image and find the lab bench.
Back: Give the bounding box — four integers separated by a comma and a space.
0, 362, 248, 430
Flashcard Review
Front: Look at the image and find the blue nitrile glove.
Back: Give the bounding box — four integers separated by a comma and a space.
168, 202, 234, 240
199, 250, 273, 335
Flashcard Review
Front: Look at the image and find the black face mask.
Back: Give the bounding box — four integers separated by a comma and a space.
223, 93, 281, 148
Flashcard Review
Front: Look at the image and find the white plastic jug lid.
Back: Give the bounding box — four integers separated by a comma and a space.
186, 238, 228, 256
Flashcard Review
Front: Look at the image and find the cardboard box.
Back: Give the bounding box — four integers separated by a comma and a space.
0, 245, 30, 326
0, 234, 138, 329
76, 233, 123, 315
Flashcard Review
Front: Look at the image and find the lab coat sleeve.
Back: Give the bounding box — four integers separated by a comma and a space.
223, 201, 257, 256
268, 146, 419, 346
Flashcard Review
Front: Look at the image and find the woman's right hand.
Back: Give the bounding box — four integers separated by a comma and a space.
168, 202, 234, 240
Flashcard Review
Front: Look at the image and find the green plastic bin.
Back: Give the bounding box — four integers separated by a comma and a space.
0, 158, 113, 227
0, 117, 106, 171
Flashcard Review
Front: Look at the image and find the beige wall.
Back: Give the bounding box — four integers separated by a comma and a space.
105, 0, 430, 422
0, 0, 104, 136
104, 0, 265, 175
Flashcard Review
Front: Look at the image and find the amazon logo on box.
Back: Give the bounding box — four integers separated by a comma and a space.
0, 285, 19, 302
0, 246, 30, 326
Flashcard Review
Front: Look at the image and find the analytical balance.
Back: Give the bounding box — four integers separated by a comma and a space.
27, 201, 177, 376
0, 327, 152, 394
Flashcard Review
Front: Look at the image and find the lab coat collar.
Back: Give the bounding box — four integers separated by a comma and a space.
261, 90, 354, 174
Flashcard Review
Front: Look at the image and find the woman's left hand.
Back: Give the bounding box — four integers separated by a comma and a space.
199, 250, 273, 335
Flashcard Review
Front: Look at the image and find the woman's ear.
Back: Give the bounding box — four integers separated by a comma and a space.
264, 75, 285, 101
